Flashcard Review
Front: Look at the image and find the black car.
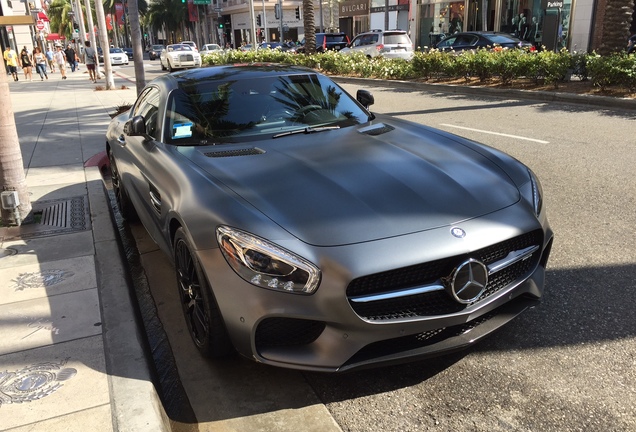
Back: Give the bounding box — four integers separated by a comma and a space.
628, 34, 636, 54
122, 47, 134, 60
148, 44, 165, 60
297, 33, 350, 53
434, 31, 533, 52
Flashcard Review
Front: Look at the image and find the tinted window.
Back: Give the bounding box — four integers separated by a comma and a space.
164, 74, 369, 144
383, 33, 411, 45
325, 35, 348, 43
132, 87, 161, 139
110, 48, 124, 53
484, 34, 519, 44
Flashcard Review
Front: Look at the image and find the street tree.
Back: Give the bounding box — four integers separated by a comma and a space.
147, 0, 187, 44
128, 0, 147, 94
0, 61, 31, 225
599, 0, 634, 55
302, 0, 316, 54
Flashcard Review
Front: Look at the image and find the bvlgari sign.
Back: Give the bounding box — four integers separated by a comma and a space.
340, 0, 369, 17
541, 0, 564, 8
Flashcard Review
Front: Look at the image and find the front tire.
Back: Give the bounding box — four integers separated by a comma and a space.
108, 150, 138, 221
174, 228, 233, 358
167, 60, 173, 72
161, 60, 166, 71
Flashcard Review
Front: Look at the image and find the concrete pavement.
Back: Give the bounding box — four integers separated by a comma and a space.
0, 67, 168, 431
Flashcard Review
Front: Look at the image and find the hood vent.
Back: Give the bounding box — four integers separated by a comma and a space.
358, 124, 395, 136
204, 148, 265, 158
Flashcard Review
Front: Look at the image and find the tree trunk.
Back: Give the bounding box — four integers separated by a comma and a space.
0, 60, 32, 226
128, 0, 147, 95
599, 0, 634, 55
303, 0, 316, 54
95, 0, 116, 89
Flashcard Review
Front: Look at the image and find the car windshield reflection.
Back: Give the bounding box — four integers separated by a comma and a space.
164, 74, 368, 144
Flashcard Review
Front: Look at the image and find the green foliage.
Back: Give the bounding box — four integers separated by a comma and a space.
200, 48, 636, 92
587, 52, 636, 91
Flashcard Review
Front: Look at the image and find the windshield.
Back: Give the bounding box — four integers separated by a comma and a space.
152, 45, 164, 50
170, 45, 192, 51
110, 48, 123, 53
164, 74, 370, 144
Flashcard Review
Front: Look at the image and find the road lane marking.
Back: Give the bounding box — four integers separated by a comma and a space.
440, 124, 550, 144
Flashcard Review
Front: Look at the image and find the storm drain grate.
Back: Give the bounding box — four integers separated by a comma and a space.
2, 196, 92, 240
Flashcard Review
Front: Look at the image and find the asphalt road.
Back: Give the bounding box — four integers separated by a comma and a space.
112, 62, 636, 431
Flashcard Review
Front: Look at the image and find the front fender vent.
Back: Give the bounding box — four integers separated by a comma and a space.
204, 148, 265, 158
358, 124, 395, 136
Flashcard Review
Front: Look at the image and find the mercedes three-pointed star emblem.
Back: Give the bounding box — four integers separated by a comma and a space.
447, 258, 489, 304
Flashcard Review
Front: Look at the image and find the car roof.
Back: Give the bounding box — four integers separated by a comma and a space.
151, 64, 317, 91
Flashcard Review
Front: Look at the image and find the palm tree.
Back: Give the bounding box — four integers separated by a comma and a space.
48, 0, 76, 40
147, 0, 188, 44
0, 62, 32, 225
599, 0, 634, 55
302, 0, 316, 54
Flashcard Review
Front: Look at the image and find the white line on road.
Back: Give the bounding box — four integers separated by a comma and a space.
440, 124, 550, 144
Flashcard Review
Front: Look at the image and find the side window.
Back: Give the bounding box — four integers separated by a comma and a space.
134, 88, 161, 140
351, 36, 362, 47
132, 88, 153, 117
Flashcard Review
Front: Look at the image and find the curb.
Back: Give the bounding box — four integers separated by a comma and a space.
333, 77, 636, 111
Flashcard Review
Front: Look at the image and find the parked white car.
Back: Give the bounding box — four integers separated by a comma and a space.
160, 44, 202, 72
340, 29, 414, 60
106, 47, 129, 65
199, 43, 222, 55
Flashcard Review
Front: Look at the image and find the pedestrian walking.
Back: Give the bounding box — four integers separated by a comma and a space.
65, 44, 76, 72
45, 46, 56, 72
20, 46, 34, 81
33, 47, 49, 81
83, 40, 97, 83
3, 46, 19, 81
54, 46, 67, 79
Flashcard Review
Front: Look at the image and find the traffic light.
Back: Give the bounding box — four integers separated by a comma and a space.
274, 4, 280, 19
218, 23, 224, 29
256, 14, 261, 26
295, 7, 300, 19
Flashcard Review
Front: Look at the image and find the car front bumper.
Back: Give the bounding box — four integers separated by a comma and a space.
197, 200, 553, 372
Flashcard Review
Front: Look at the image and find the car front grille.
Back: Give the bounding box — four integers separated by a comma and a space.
255, 317, 325, 351
179, 54, 194, 62
346, 230, 543, 321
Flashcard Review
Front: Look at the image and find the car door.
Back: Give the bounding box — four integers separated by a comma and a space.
120, 87, 166, 245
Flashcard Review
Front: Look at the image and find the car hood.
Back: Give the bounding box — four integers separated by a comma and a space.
179, 122, 521, 246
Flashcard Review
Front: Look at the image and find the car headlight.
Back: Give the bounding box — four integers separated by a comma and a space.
520, 168, 543, 216
216, 225, 321, 294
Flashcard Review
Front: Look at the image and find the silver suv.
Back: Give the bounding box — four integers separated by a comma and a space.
340, 29, 414, 60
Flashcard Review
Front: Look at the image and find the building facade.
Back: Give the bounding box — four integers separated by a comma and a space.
201, 0, 630, 53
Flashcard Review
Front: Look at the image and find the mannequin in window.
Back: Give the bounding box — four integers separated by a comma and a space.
519, 14, 528, 40
529, 16, 539, 43
512, 14, 520, 36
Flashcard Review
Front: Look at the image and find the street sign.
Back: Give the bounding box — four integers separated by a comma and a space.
36, 19, 45, 31
192, 0, 211, 4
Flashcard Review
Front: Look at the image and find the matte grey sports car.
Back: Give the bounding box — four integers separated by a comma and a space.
106, 64, 553, 372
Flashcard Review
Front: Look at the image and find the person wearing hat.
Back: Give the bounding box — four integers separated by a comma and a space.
3, 46, 19, 81
53, 45, 67, 79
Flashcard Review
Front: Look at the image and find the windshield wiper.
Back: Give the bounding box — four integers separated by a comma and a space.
272, 125, 340, 139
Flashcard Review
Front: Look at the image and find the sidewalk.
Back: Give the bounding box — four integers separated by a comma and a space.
0, 67, 168, 431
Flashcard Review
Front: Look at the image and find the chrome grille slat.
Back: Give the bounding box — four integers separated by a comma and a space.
346, 230, 543, 321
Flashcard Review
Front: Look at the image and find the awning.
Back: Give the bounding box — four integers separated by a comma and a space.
46, 33, 63, 41
38, 12, 50, 22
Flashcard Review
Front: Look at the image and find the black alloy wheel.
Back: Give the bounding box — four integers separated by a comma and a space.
108, 150, 138, 221
174, 227, 233, 358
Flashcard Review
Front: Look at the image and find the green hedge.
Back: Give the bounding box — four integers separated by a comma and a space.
201, 48, 636, 91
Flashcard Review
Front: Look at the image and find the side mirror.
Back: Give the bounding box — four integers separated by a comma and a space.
356, 90, 374, 109
123, 115, 147, 137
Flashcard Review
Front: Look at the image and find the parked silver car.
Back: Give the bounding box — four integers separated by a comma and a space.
340, 29, 414, 60
106, 64, 553, 372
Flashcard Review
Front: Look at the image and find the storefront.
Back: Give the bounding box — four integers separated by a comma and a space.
339, 0, 370, 40
415, 0, 573, 51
